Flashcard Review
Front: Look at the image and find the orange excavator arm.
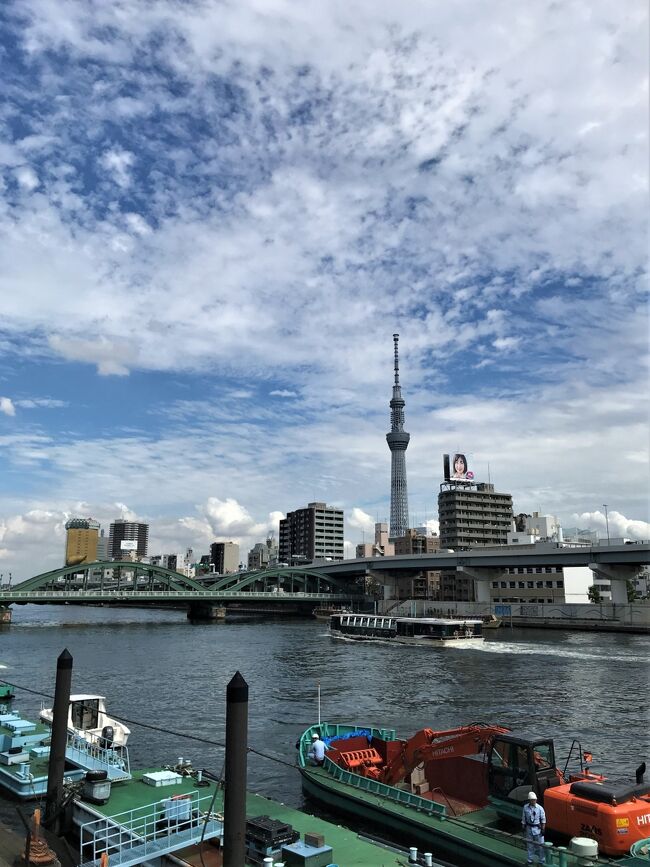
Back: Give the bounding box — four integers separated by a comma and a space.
382, 724, 510, 786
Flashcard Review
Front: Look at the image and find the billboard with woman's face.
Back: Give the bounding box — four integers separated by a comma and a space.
450, 453, 474, 481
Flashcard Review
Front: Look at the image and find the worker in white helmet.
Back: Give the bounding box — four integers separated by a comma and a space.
308, 732, 326, 766
521, 791, 546, 865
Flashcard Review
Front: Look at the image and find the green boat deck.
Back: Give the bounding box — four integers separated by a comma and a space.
77, 769, 408, 866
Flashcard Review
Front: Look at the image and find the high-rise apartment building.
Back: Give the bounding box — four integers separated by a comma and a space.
438, 483, 513, 549
210, 541, 240, 574
108, 520, 149, 561
65, 518, 100, 566
279, 502, 344, 564
438, 481, 513, 600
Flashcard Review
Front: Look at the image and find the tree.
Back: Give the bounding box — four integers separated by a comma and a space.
587, 585, 601, 604
626, 579, 637, 603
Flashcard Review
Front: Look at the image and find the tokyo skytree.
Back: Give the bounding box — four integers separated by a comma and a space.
386, 333, 410, 538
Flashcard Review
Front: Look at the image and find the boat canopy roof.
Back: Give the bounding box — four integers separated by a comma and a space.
67, 694, 106, 702
394, 617, 482, 625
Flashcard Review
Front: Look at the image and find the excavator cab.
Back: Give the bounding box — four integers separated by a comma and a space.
487, 733, 559, 820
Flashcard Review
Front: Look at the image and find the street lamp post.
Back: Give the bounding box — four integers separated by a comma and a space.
602, 504, 610, 544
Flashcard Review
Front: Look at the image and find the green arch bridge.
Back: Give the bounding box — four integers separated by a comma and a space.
0, 561, 366, 620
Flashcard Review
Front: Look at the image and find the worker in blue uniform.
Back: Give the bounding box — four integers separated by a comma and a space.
309, 732, 326, 766
521, 791, 546, 865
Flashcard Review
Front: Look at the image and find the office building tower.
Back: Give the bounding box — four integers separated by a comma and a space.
108, 520, 149, 561
96, 528, 108, 561
386, 334, 410, 539
210, 541, 240, 574
65, 518, 100, 566
279, 502, 344, 564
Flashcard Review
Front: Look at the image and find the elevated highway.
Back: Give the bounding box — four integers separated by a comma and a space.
307, 542, 650, 604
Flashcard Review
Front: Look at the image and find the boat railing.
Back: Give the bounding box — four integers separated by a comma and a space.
66, 730, 131, 779
324, 756, 447, 817
79, 790, 223, 867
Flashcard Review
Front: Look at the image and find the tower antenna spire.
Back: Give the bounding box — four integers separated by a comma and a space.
394, 332, 400, 386
386, 333, 410, 539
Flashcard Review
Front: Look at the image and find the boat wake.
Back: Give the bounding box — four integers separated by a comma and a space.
467, 641, 649, 664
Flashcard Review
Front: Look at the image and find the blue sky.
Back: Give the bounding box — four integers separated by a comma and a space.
0, 0, 648, 577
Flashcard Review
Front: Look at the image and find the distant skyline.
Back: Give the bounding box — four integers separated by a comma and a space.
0, 1, 648, 578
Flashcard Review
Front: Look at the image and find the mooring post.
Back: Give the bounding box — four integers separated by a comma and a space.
223, 671, 248, 867
44, 648, 73, 833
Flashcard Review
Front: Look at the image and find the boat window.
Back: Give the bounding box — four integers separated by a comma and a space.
491, 740, 511, 768
533, 743, 553, 770
71, 698, 99, 730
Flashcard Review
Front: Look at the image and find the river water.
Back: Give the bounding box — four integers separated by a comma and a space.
1, 605, 649, 836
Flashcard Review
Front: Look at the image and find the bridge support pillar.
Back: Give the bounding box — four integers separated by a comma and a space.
0, 607, 11, 624
456, 566, 494, 603
188, 603, 227, 621
588, 563, 639, 605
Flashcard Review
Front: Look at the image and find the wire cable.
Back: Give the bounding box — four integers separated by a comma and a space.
1, 678, 301, 771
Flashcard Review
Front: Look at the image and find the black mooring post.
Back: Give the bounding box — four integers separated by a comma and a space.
223, 671, 248, 867
44, 648, 73, 833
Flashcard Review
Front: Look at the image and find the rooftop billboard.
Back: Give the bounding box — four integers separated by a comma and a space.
444, 453, 474, 482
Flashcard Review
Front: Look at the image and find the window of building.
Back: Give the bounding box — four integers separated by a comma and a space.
545, 581, 553, 588
527, 581, 534, 589
509, 581, 516, 588
536, 581, 543, 588
492, 581, 499, 588
518, 581, 525, 589
500, 581, 507, 588
556, 580, 564, 588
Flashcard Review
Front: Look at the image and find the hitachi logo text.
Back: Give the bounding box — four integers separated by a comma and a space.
637, 814, 650, 826
431, 746, 455, 757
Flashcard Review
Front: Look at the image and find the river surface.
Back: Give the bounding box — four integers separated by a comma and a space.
1, 605, 649, 836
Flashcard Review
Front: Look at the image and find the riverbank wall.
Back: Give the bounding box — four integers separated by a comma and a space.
378, 599, 650, 634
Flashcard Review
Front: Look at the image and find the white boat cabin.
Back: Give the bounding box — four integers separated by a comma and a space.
40, 694, 130, 746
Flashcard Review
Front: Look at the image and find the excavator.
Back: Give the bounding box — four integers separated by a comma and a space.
327, 724, 650, 856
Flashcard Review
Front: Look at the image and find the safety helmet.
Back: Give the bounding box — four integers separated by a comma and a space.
312, 733, 319, 739
527, 792, 537, 800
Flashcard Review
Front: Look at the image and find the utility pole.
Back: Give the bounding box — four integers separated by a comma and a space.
602, 504, 610, 544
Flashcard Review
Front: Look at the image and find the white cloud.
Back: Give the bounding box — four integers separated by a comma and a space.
15, 398, 68, 409
0, 398, 16, 417
14, 166, 39, 191
571, 511, 650, 542
270, 390, 298, 398
48, 336, 135, 376
99, 148, 135, 188
347, 508, 375, 533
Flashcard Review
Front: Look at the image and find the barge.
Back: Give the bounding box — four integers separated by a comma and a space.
298, 722, 650, 866
330, 614, 484, 646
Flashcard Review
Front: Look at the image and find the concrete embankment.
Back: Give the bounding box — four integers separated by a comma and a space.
380, 599, 650, 634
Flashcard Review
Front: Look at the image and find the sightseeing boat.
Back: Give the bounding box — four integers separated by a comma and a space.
298, 722, 650, 866
330, 613, 484, 646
